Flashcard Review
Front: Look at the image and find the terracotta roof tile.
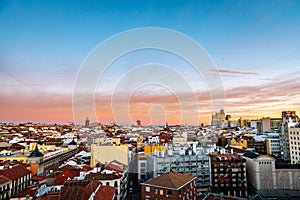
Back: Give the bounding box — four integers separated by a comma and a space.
142, 171, 196, 189
81, 165, 93, 172
13, 184, 39, 198
0, 175, 11, 185
0, 165, 31, 181
53, 175, 68, 186
60, 180, 101, 200
94, 186, 115, 200
104, 160, 127, 173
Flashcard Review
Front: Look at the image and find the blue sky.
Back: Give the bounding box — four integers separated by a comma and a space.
1, 0, 300, 124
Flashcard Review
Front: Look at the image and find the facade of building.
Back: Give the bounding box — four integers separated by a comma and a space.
247, 141, 266, 154
85, 117, 90, 127
279, 111, 298, 161
270, 118, 281, 130
209, 154, 248, 198
265, 137, 281, 158
243, 153, 277, 192
279, 123, 290, 161
288, 124, 300, 164
144, 144, 166, 156
0, 175, 11, 200
90, 144, 129, 167
261, 117, 271, 132
141, 171, 197, 200
244, 152, 300, 196
147, 153, 210, 192
85, 160, 128, 200
211, 109, 226, 128
0, 164, 32, 198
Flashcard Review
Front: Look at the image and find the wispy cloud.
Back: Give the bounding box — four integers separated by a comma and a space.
259, 78, 279, 81
1, 74, 299, 124
211, 69, 259, 75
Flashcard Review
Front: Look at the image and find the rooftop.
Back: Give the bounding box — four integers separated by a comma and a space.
142, 171, 196, 190
0, 164, 31, 181
94, 185, 115, 200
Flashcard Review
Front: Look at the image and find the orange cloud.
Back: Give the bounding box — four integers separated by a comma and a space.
1, 75, 299, 125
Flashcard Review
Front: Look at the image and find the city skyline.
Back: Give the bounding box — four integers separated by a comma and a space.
1, 0, 300, 124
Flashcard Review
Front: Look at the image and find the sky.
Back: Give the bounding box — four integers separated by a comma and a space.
0, 0, 300, 125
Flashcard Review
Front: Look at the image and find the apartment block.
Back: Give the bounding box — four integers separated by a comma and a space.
209, 154, 248, 198
141, 171, 196, 200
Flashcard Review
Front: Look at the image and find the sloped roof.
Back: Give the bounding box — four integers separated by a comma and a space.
243, 152, 260, 159
68, 138, 77, 145
60, 180, 101, 200
95, 186, 115, 200
13, 184, 39, 198
81, 165, 93, 172
0, 175, 11, 185
85, 172, 121, 181
53, 174, 68, 186
0, 165, 31, 181
29, 144, 44, 157
142, 171, 196, 189
104, 160, 127, 173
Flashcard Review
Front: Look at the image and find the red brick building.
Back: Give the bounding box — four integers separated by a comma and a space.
141, 171, 196, 200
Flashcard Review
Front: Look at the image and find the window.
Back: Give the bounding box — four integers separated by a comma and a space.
145, 186, 150, 192
154, 188, 158, 194
167, 190, 172, 196
160, 189, 164, 195
106, 182, 110, 186
145, 195, 150, 200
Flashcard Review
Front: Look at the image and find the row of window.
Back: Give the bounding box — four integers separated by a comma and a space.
290, 141, 300, 145
289, 131, 300, 135
258, 161, 272, 165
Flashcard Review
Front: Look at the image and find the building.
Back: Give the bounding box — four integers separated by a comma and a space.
0, 142, 78, 176
85, 117, 90, 127
270, 118, 281, 130
265, 135, 281, 158
211, 109, 226, 128
90, 144, 129, 167
261, 117, 271, 132
85, 160, 128, 200
59, 180, 116, 200
147, 153, 210, 192
238, 118, 247, 128
282, 111, 298, 123
144, 144, 166, 156
288, 123, 300, 164
0, 175, 11, 200
243, 152, 300, 197
209, 154, 248, 198
243, 153, 276, 193
141, 171, 196, 200
0, 164, 32, 198
279, 111, 299, 161
247, 141, 266, 154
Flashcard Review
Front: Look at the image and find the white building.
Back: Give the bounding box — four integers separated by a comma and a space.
265, 133, 280, 158
243, 152, 300, 196
288, 124, 300, 164
147, 153, 211, 192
